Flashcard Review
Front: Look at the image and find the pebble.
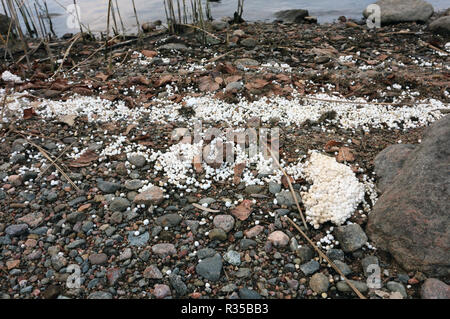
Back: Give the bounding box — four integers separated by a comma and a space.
334, 224, 368, 252
128, 231, 149, 247
309, 273, 329, 293
208, 228, 228, 241
156, 213, 182, 227
196, 254, 223, 282
386, 281, 407, 298
153, 284, 171, 299
5, 224, 29, 237
213, 215, 235, 233
152, 243, 176, 257
238, 288, 262, 299
89, 253, 108, 265
109, 198, 131, 212
97, 180, 122, 193
88, 291, 113, 299
336, 280, 368, 293
223, 250, 241, 266
128, 155, 146, 168
299, 260, 320, 276
267, 230, 289, 247
333, 260, 352, 276
143, 265, 163, 279
169, 274, 188, 296
133, 186, 164, 205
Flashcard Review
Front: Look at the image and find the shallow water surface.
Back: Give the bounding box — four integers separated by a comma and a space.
4, 0, 449, 35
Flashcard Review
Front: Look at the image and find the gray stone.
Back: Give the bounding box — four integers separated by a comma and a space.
296, 246, 314, 263
128, 231, 149, 247
299, 260, 320, 276
225, 81, 243, 92
109, 198, 131, 212
143, 265, 163, 279
98, 180, 121, 193
429, 16, 450, 35
196, 254, 223, 281
197, 248, 217, 259
235, 58, 259, 69
239, 288, 262, 299
158, 43, 189, 51
124, 179, 143, 190
333, 260, 352, 276
334, 224, 368, 252
5, 224, 28, 237
240, 38, 257, 48
326, 249, 344, 261
169, 274, 188, 296
268, 182, 281, 194
387, 281, 407, 298
363, 0, 433, 25
336, 280, 368, 293
276, 190, 301, 207
367, 116, 450, 276
88, 291, 113, 299
211, 20, 228, 31
128, 155, 146, 168
224, 250, 241, 266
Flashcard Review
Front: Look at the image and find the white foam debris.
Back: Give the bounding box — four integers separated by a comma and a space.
1, 71, 23, 83
301, 151, 365, 229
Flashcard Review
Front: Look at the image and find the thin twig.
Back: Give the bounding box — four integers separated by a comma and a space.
50, 33, 81, 79
15, 132, 80, 192
286, 216, 366, 299
265, 143, 308, 230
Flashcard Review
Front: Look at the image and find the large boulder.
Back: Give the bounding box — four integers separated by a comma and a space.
367, 115, 450, 277
429, 16, 450, 35
363, 0, 434, 25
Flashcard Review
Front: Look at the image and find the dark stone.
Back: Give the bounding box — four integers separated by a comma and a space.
238, 288, 262, 299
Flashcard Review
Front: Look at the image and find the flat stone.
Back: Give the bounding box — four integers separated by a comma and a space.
17, 212, 44, 228
336, 280, 368, 293
196, 254, 223, 282
387, 281, 407, 298
300, 260, 320, 276
309, 273, 329, 293
133, 186, 164, 205
5, 224, 29, 237
97, 180, 121, 193
156, 213, 182, 227
152, 243, 176, 257
128, 231, 149, 247
333, 260, 352, 276
238, 288, 262, 299
334, 224, 368, 252
89, 253, 108, 265
109, 198, 131, 212
128, 154, 146, 168
88, 291, 113, 299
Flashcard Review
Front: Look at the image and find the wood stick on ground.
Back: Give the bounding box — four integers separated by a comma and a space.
264, 143, 308, 230
285, 216, 366, 299
36, 141, 75, 180
51, 33, 81, 79
15, 132, 80, 192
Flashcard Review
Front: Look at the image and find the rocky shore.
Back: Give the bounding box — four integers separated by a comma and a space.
0, 1, 449, 300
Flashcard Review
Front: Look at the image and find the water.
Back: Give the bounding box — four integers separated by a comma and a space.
4, 0, 449, 36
